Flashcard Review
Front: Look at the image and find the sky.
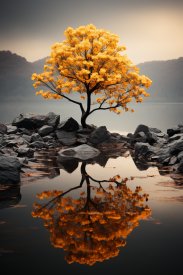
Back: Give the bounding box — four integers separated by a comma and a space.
1, 0, 183, 65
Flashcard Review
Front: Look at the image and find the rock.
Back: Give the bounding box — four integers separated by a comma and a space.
131, 124, 163, 145
169, 140, 183, 155
76, 133, 89, 139
0, 155, 21, 184
22, 134, 31, 143
178, 159, 183, 173
127, 133, 133, 138
6, 125, 17, 134
89, 126, 110, 144
29, 141, 48, 149
162, 157, 171, 165
0, 123, 7, 135
43, 135, 53, 142
57, 117, 79, 132
31, 133, 43, 142
100, 136, 123, 146
149, 127, 162, 134
177, 151, 183, 162
18, 128, 32, 136
169, 133, 183, 143
146, 132, 158, 143
17, 147, 34, 158
12, 113, 47, 129
76, 138, 87, 144
167, 125, 183, 137
76, 128, 92, 135
55, 130, 77, 146
58, 144, 100, 160
38, 125, 53, 136
17, 157, 28, 165
169, 156, 177, 165
46, 112, 60, 128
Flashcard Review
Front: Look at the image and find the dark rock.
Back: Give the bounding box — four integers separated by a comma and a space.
127, 133, 133, 138
17, 147, 34, 158
22, 134, 31, 143
76, 138, 87, 144
56, 130, 77, 146
76, 133, 88, 139
167, 125, 183, 137
146, 132, 158, 143
100, 136, 122, 146
169, 140, 183, 155
76, 128, 92, 135
0, 185, 21, 210
149, 127, 162, 134
178, 159, 183, 173
169, 156, 177, 165
0, 123, 7, 135
43, 135, 53, 142
29, 141, 48, 149
162, 157, 171, 165
18, 128, 32, 136
58, 144, 100, 160
177, 151, 183, 162
31, 133, 43, 142
57, 117, 79, 132
0, 155, 21, 184
6, 125, 17, 134
169, 133, 183, 143
46, 112, 60, 128
89, 126, 110, 144
12, 113, 47, 129
38, 125, 53, 136
57, 158, 78, 173
18, 157, 28, 165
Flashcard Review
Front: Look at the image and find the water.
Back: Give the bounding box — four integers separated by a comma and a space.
0, 101, 183, 132
0, 146, 183, 273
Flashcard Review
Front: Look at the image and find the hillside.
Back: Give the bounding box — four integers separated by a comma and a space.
0, 50, 183, 102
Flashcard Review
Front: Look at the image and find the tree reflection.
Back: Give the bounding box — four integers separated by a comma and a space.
32, 162, 151, 265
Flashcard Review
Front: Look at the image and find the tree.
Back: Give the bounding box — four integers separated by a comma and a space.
32, 163, 151, 265
32, 24, 152, 128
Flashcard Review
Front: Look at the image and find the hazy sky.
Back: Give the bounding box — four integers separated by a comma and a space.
1, 0, 183, 64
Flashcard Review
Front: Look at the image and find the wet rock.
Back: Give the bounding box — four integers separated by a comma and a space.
56, 130, 77, 146
0, 123, 7, 135
89, 126, 110, 144
58, 144, 100, 160
57, 117, 79, 132
29, 141, 48, 149
38, 125, 53, 137
12, 113, 47, 129
17, 147, 34, 158
6, 125, 17, 134
31, 133, 43, 142
0, 155, 21, 184
46, 112, 60, 128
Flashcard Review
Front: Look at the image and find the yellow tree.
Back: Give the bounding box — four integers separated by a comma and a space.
32, 24, 152, 128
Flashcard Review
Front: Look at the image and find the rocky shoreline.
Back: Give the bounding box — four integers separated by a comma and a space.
0, 112, 183, 185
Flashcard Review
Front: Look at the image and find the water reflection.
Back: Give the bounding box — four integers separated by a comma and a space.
0, 184, 21, 210
32, 161, 151, 265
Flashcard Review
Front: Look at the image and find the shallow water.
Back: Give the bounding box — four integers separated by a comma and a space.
0, 145, 183, 273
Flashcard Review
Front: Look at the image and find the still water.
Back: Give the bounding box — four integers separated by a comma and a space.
0, 145, 183, 273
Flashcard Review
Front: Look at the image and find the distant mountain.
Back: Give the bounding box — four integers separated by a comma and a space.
0, 50, 183, 102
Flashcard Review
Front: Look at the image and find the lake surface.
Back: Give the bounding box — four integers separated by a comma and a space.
0, 101, 183, 132
0, 144, 183, 273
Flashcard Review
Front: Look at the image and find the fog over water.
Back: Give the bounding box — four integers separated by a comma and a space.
1, 101, 183, 133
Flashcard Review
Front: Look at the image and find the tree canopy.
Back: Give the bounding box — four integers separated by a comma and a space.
31, 24, 152, 127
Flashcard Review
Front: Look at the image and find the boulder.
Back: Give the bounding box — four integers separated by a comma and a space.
178, 159, 183, 173
76, 128, 92, 135
131, 124, 163, 144
169, 140, 183, 155
58, 144, 100, 160
100, 136, 123, 146
46, 112, 60, 128
12, 113, 47, 129
89, 126, 110, 144
31, 133, 43, 142
55, 130, 77, 146
6, 125, 17, 134
0, 123, 7, 135
17, 147, 34, 158
169, 133, 183, 143
0, 155, 21, 184
29, 141, 48, 149
22, 134, 31, 143
38, 125, 53, 137
167, 125, 183, 137
177, 151, 183, 162
43, 135, 53, 142
18, 128, 32, 136
57, 117, 79, 132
